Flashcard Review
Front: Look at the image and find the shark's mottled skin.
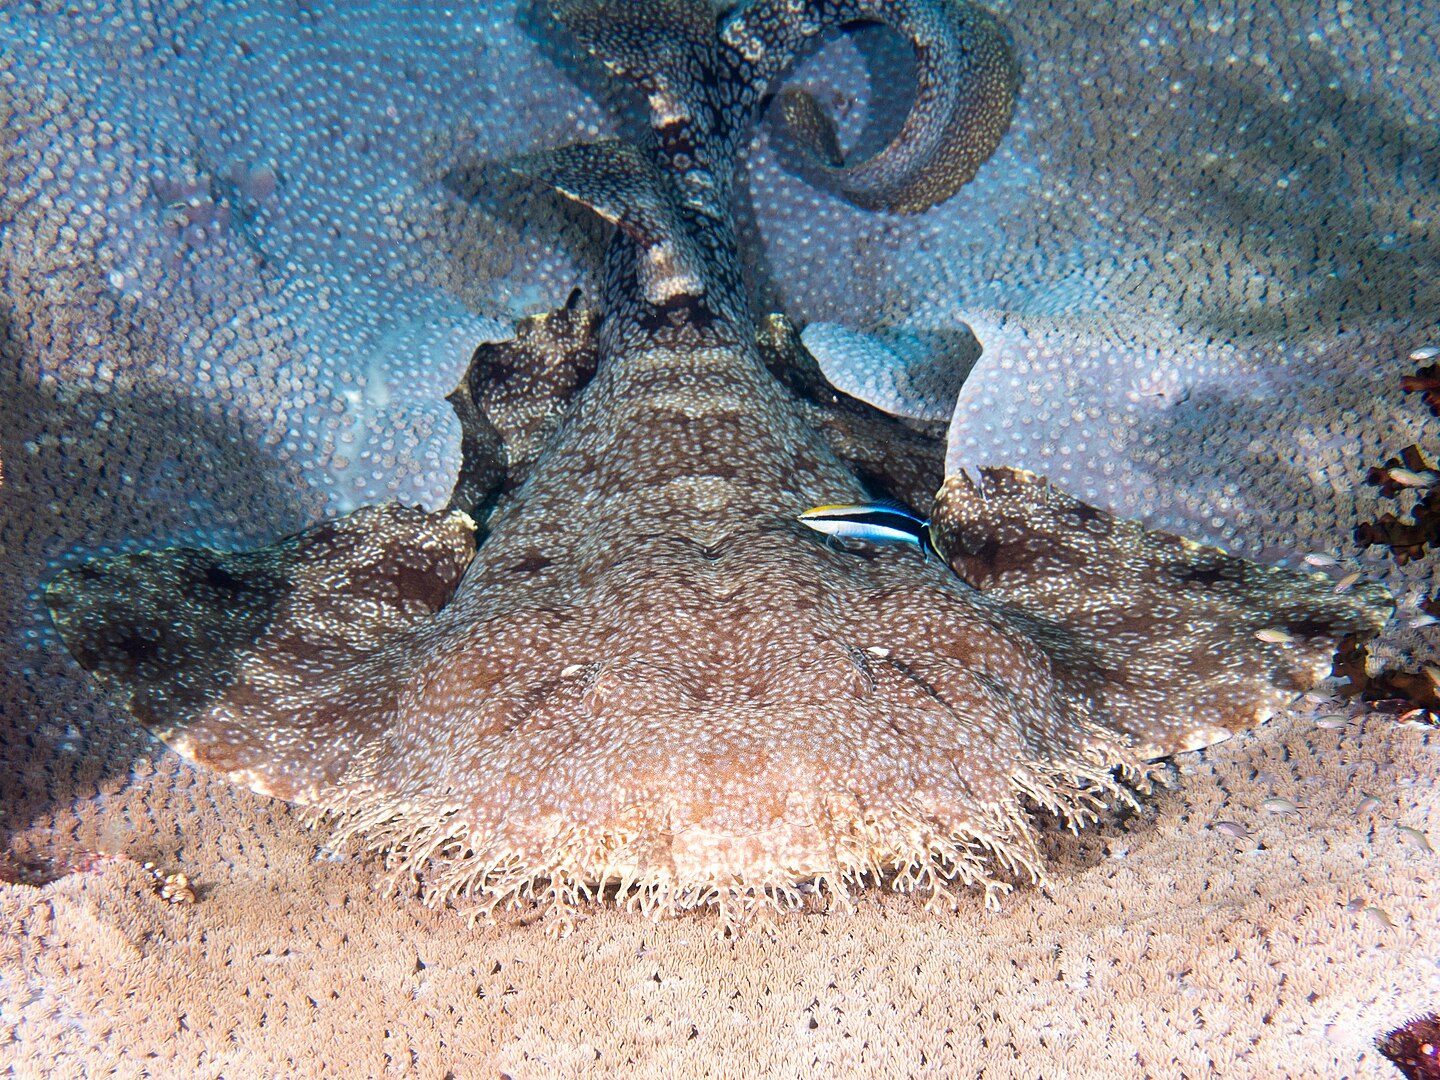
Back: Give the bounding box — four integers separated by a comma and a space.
46, 0, 1389, 922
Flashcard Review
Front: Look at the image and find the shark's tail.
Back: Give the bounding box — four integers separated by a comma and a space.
515, 0, 1021, 347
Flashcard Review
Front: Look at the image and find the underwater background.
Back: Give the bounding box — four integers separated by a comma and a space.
1, 0, 1438, 1075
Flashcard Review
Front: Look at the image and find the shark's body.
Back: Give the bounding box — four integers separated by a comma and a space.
46, 0, 1389, 923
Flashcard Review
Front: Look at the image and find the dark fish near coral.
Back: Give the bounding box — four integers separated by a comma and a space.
46, 0, 1390, 924
1379, 1012, 1440, 1080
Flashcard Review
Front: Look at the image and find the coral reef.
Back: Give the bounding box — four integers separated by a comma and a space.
1, 0, 1436, 1073
2, 715, 1436, 1077
1345, 353, 1440, 716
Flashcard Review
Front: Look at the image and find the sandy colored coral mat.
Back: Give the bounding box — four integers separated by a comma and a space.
2, 707, 1437, 1078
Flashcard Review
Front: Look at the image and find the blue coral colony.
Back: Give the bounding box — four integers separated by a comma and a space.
46, 0, 1391, 925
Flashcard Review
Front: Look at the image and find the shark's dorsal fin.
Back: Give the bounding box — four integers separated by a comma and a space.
519, 0, 1023, 348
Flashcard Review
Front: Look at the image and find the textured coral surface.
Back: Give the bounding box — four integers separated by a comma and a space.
2, 0, 1438, 1074
2, 714, 1437, 1078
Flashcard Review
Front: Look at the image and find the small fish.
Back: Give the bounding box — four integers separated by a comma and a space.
1363, 905, 1397, 929
1302, 552, 1339, 567
1356, 795, 1381, 815
1212, 820, 1252, 840
1254, 627, 1295, 644
1260, 797, 1300, 817
1397, 826, 1433, 853
1407, 613, 1438, 629
1313, 713, 1349, 729
1387, 467, 1439, 488
1333, 571, 1362, 593
798, 503, 934, 555
1409, 345, 1440, 361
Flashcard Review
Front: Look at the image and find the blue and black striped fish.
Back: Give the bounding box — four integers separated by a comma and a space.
798, 503, 936, 558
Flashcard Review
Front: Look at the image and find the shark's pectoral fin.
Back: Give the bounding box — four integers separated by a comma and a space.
45, 505, 476, 804
929, 467, 1393, 758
